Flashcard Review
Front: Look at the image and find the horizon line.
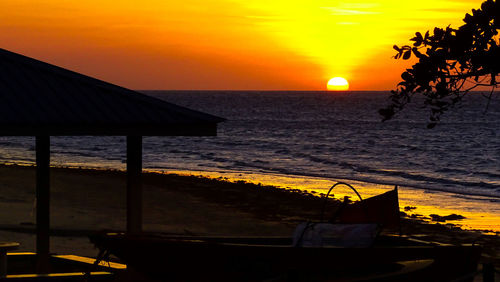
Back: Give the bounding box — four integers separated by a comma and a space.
137, 89, 393, 92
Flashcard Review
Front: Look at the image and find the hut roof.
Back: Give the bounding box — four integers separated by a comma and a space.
0, 48, 224, 136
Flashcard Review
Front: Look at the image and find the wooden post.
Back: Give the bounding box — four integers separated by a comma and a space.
126, 136, 142, 235
36, 135, 50, 273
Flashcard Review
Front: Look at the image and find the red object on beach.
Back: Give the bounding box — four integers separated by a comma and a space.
335, 187, 401, 229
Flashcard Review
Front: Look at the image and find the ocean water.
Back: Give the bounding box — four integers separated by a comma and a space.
0, 91, 499, 201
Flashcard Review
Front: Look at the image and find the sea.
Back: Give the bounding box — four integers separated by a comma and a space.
0, 90, 499, 230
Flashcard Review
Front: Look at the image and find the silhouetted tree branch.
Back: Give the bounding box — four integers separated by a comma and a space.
380, 0, 499, 128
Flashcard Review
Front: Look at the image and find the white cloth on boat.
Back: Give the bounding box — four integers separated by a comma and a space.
292, 222, 378, 248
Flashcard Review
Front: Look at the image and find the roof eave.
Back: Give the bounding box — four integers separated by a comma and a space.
0, 123, 219, 136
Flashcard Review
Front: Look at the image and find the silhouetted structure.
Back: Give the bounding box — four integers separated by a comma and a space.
0, 48, 224, 272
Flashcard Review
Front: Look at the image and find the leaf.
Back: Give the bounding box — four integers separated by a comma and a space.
434, 27, 444, 38
393, 45, 401, 52
402, 50, 412, 60
401, 71, 412, 81
412, 47, 425, 58
416, 32, 423, 41
379, 108, 395, 121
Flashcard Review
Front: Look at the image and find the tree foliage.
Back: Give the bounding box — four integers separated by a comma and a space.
380, 0, 499, 128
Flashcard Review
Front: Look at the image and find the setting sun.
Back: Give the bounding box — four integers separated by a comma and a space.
327, 77, 349, 91
0, 0, 479, 90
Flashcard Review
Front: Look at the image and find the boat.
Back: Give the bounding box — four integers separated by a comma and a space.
90, 232, 481, 281
322, 182, 401, 230
89, 184, 482, 281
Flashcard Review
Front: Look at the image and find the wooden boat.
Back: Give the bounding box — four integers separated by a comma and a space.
90, 232, 481, 281
322, 183, 401, 230
90, 184, 481, 281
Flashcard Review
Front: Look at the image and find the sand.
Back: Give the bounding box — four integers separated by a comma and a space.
169, 169, 500, 233
0, 164, 497, 267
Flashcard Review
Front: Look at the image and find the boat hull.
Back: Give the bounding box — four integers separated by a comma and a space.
90, 233, 481, 281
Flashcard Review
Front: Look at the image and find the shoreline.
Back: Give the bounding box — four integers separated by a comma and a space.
3, 162, 500, 233
0, 163, 497, 266
156, 167, 500, 199
153, 169, 500, 233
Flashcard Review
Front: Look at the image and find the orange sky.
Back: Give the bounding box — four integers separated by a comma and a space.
0, 0, 483, 90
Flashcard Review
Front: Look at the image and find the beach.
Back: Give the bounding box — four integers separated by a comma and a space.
0, 91, 498, 233
0, 164, 318, 257
0, 164, 497, 268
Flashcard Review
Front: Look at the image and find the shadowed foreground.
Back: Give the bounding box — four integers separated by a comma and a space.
0, 164, 497, 268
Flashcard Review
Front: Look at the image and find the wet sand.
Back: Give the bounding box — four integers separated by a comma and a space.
0, 164, 497, 267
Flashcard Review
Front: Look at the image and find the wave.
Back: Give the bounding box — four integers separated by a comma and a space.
435, 167, 500, 180
170, 151, 500, 198
0, 91, 498, 202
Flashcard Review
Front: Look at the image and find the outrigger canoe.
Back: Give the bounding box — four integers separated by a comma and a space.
90, 184, 481, 281
90, 232, 481, 281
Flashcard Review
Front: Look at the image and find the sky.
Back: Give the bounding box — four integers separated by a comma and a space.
0, 0, 484, 90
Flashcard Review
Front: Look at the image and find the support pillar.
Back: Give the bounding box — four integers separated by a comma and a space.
36, 136, 50, 273
126, 136, 142, 235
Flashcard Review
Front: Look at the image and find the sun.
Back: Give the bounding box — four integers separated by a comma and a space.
327, 77, 349, 91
